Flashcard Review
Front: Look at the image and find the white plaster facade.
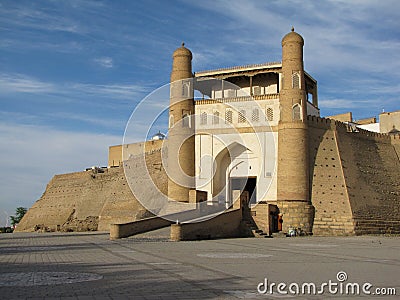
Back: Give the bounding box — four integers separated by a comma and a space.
190, 63, 319, 207
194, 98, 279, 207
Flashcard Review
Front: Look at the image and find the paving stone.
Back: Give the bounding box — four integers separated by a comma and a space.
0, 232, 399, 299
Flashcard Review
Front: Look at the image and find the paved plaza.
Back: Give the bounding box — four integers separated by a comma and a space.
0, 230, 399, 299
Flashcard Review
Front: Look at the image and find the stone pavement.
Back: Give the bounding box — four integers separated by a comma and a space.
0, 230, 399, 299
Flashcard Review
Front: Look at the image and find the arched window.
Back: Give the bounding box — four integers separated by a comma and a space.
213, 111, 220, 125
225, 110, 233, 123
200, 112, 207, 125
292, 104, 302, 120
182, 113, 190, 127
292, 72, 300, 89
252, 108, 259, 122
182, 81, 190, 97
238, 109, 246, 123
169, 115, 174, 128
266, 108, 274, 122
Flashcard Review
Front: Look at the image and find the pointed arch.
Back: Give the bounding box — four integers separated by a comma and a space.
212, 142, 250, 200
292, 72, 300, 89
200, 111, 207, 125
292, 103, 302, 121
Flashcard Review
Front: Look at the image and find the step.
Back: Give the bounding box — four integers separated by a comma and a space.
251, 229, 271, 238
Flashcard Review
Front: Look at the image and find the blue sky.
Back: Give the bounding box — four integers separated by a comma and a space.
0, 0, 399, 225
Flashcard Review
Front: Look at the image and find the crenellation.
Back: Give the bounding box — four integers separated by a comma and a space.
354, 127, 392, 142
390, 133, 400, 141
307, 116, 333, 130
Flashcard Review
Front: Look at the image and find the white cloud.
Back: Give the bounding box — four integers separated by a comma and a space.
0, 122, 122, 226
319, 98, 381, 111
0, 73, 55, 93
319, 99, 360, 109
48, 111, 127, 130
0, 4, 86, 34
0, 38, 84, 53
94, 57, 113, 68
188, 0, 400, 75
71, 82, 149, 99
0, 73, 150, 100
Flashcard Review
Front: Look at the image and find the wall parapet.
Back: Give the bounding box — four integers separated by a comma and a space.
355, 127, 391, 141
307, 115, 333, 129
308, 115, 393, 142
170, 208, 243, 241
307, 115, 352, 132
390, 133, 400, 144
110, 216, 171, 239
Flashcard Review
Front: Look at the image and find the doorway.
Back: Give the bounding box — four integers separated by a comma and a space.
230, 177, 257, 207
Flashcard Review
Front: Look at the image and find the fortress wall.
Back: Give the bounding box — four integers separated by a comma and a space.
17, 150, 166, 232
16, 170, 110, 232
308, 117, 354, 235
308, 116, 400, 235
95, 166, 147, 232
98, 149, 167, 231
335, 127, 400, 234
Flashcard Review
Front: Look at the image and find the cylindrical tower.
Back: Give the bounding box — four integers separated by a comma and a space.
167, 43, 195, 202
277, 28, 314, 233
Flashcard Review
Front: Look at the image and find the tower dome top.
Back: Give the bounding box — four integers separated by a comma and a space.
173, 42, 192, 59
282, 27, 304, 45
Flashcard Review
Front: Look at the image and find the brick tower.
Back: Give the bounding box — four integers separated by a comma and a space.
277, 28, 315, 233
167, 43, 195, 202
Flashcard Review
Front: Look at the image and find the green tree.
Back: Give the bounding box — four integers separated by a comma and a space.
10, 207, 27, 227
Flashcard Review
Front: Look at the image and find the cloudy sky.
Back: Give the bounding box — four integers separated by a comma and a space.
1, 0, 399, 226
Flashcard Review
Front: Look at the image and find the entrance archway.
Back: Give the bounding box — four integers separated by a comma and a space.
212, 142, 249, 204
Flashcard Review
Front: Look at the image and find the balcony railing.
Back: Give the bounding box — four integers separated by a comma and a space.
195, 93, 279, 105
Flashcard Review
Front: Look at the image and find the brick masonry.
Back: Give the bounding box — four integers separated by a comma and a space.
16, 150, 166, 232
308, 116, 400, 235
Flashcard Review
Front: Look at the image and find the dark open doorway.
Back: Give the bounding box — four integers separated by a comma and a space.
230, 177, 257, 206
